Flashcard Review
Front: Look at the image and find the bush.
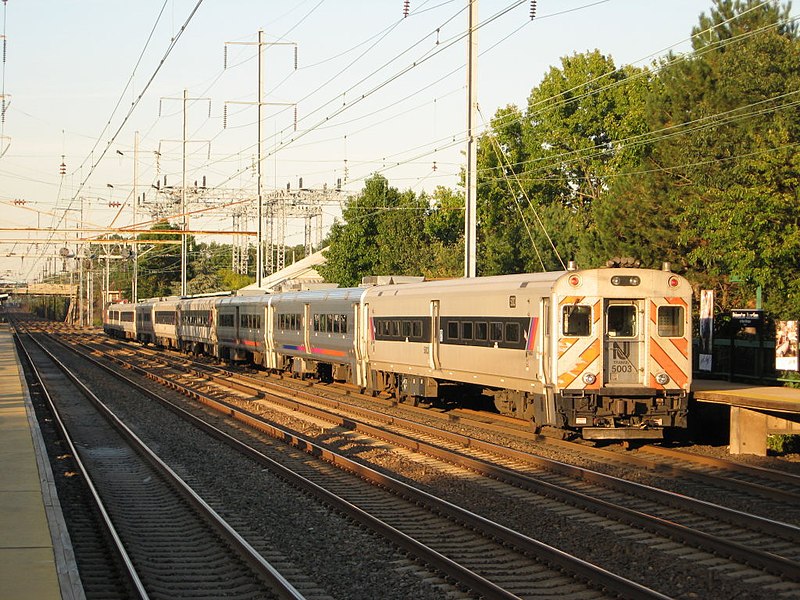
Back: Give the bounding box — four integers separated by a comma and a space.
767, 434, 800, 454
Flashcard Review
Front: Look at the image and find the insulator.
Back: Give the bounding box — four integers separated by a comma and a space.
223, 45, 228, 69
223, 104, 228, 129
530, 0, 536, 19
294, 105, 297, 132
294, 46, 298, 70
3, 38, 6, 63
403, 0, 410, 17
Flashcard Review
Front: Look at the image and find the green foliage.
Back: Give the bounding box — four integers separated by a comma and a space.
524, 52, 651, 210
767, 434, 800, 454
135, 221, 184, 299
613, 0, 800, 316
449, 0, 795, 317
318, 175, 463, 286
475, 54, 651, 275
781, 371, 800, 389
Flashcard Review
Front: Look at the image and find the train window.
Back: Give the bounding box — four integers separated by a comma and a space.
412, 320, 422, 338
447, 321, 459, 340
219, 313, 234, 327
563, 305, 591, 336
402, 320, 411, 337
461, 321, 473, 340
505, 322, 520, 343
607, 305, 636, 338
156, 311, 176, 325
341, 315, 348, 334
657, 306, 684, 337
490, 322, 503, 342
475, 322, 488, 341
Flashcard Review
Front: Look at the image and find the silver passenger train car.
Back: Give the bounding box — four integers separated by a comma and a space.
103, 263, 691, 441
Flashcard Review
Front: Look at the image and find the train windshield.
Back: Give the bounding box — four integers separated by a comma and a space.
562, 305, 591, 336
657, 306, 684, 337
606, 305, 637, 338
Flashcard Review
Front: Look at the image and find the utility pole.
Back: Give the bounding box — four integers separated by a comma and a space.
182, 89, 188, 297
224, 30, 297, 287
159, 91, 211, 297
132, 131, 139, 302
464, 0, 478, 278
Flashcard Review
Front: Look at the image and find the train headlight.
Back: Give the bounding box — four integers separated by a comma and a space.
568, 274, 582, 287
582, 373, 597, 385
655, 373, 670, 385
611, 275, 641, 286
668, 276, 680, 288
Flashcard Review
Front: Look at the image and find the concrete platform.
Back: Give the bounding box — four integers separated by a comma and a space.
693, 378, 800, 456
0, 324, 83, 600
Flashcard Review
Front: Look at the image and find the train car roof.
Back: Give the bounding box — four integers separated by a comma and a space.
217, 294, 270, 307
364, 272, 567, 298
270, 286, 369, 304
108, 302, 136, 310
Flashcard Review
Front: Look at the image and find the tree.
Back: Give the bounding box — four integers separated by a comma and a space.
609, 0, 800, 314
524, 51, 651, 211
135, 221, 183, 299
319, 175, 440, 286
422, 186, 464, 278
475, 54, 651, 274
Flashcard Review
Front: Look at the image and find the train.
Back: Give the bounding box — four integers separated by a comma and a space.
104, 262, 692, 441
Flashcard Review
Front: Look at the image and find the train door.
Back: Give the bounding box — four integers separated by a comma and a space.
303, 303, 312, 352
539, 299, 551, 384
603, 300, 645, 385
429, 299, 440, 371
353, 301, 367, 388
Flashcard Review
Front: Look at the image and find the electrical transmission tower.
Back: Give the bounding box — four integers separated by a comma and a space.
261, 185, 344, 275
231, 205, 249, 275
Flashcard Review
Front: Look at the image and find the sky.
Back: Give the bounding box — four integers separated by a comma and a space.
0, 0, 762, 282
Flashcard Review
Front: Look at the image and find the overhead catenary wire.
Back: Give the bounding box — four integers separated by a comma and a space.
22, 0, 206, 282
13, 1, 793, 283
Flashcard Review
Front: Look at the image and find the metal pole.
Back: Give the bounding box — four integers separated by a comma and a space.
256, 29, 264, 289
78, 197, 84, 327
133, 131, 139, 302
181, 89, 188, 297
464, 0, 478, 278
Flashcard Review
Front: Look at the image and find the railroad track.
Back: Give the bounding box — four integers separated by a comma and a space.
15, 328, 305, 600
17, 321, 674, 599
40, 324, 800, 599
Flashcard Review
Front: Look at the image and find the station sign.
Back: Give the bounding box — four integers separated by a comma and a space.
731, 309, 763, 328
